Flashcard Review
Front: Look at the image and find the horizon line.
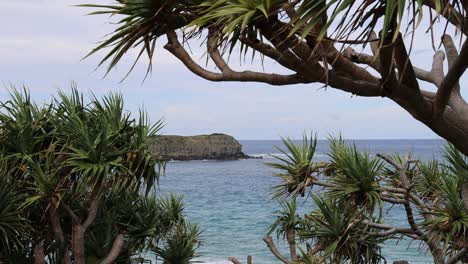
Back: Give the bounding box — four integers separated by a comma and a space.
237, 138, 444, 141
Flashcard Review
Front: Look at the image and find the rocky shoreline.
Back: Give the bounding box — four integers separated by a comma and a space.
149, 133, 256, 161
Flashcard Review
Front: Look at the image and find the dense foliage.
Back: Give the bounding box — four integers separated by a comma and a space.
81, 0, 468, 159
80, 0, 461, 73
0, 88, 201, 263
264, 136, 468, 264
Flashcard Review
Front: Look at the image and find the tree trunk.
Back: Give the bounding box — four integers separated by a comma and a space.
386, 84, 468, 157
72, 224, 86, 264
286, 229, 298, 261
33, 243, 45, 264
101, 234, 125, 264
66, 198, 99, 263
48, 204, 72, 264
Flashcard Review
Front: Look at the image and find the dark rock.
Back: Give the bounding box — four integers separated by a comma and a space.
149, 133, 256, 161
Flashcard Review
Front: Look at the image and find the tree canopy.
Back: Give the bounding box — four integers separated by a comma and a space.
260, 135, 468, 264
82, 0, 468, 156
0, 88, 202, 263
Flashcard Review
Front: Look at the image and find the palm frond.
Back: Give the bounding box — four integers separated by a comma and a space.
268, 198, 301, 240
153, 221, 203, 264
289, 0, 459, 46
80, 0, 197, 78
266, 133, 320, 198
327, 137, 383, 216
424, 173, 468, 250
0, 166, 30, 257
301, 194, 385, 264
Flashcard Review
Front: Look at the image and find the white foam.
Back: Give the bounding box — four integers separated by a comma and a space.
197, 260, 232, 264
250, 153, 288, 159
250, 153, 326, 159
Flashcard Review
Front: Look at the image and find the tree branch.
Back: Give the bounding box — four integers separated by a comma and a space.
83, 198, 99, 231
341, 49, 436, 102
207, 30, 230, 72
165, 31, 306, 85
100, 234, 125, 264
33, 242, 45, 264
263, 236, 291, 264
361, 220, 420, 239
393, 33, 419, 89
260, 19, 384, 97
434, 38, 468, 117
48, 201, 72, 264
240, 36, 303, 73
413, 50, 445, 87
442, 35, 461, 95
442, 35, 459, 68
327, 48, 379, 84
62, 203, 80, 224
447, 246, 468, 264
378, 34, 399, 92
342, 47, 381, 72
381, 195, 407, 204
229, 257, 242, 264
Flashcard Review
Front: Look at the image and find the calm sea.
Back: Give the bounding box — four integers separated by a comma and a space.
159, 140, 445, 264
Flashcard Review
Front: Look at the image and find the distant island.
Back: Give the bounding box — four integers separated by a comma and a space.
149, 133, 253, 161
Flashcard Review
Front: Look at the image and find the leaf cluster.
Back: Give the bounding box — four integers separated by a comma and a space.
267, 134, 468, 263
0, 87, 201, 263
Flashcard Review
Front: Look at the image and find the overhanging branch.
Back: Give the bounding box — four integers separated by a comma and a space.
164, 31, 306, 85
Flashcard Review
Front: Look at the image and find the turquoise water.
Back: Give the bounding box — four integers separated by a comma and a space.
159, 140, 444, 264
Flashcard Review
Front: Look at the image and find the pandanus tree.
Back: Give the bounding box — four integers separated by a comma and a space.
258, 135, 467, 264
0, 89, 202, 263
267, 198, 301, 261
81, 0, 468, 210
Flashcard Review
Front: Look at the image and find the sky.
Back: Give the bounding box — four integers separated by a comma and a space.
0, 0, 466, 140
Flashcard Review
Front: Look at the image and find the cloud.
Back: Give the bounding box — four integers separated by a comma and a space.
0, 0, 465, 140
0, 36, 90, 62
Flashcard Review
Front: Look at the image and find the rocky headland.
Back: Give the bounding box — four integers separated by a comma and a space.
149, 133, 253, 161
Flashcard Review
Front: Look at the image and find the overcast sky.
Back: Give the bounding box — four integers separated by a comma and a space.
1, 0, 466, 139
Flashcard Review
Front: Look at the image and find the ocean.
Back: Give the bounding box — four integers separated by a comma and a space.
159, 139, 445, 264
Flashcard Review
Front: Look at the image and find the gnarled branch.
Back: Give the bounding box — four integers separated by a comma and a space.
165, 31, 306, 85
434, 38, 468, 116
361, 220, 420, 239
263, 236, 291, 264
